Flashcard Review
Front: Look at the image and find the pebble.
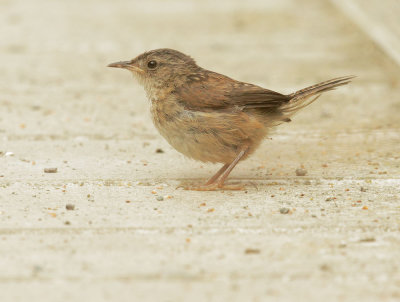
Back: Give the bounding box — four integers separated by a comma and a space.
245, 248, 261, 254
44, 167, 57, 173
279, 207, 290, 214
295, 168, 307, 176
359, 237, 375, 243
320, 264, 330, 271
66, 204, 75, 210
156, 196, 164, 201
155, 148, 164, 153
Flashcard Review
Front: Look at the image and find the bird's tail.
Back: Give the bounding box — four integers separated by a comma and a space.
280, 76, 355, 115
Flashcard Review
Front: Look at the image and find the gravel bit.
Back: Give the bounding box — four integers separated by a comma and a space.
245, 248, 261, 254
279, 207, 290, 214
156, 196, 164, 201
295, 168, 307, 176
359, 237, 376, 243
44, 167, 57, 173
66, 204, 75, 210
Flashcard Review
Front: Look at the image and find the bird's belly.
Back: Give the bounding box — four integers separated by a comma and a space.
151, 110, 232, 163
150, 103, 266, 163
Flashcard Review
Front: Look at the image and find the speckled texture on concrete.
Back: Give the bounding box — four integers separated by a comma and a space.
0, 0, 399, 301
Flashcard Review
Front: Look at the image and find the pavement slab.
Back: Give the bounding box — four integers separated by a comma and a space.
0, 0, 399, 301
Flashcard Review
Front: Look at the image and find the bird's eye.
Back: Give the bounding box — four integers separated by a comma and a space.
147, 60, 157, 69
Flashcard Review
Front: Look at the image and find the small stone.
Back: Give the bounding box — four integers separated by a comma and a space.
156, 196, 164, 201
44, 167, 57, 173
279, 207, 290, 214
155, 148, 164, 153
359, 237, 375, 243
245, 248, 261, 254
64, 221, 71, 225
360, 187, 367, 192
295, 168, 307, 176
320, 264, 330, 271
65, 204, 75, 210
5, 152, 14, 157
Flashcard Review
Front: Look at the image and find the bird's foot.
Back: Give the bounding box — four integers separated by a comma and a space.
183, 182, 245, 191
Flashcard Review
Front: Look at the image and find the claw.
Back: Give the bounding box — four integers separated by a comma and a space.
184, 183, 245, 191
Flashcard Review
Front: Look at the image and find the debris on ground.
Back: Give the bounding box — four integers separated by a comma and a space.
295, 168, 307, 176
279, 207, 290, 214
245, 248, 261, 254
359, 237, 376, 243
44, 167, 57, 173
66, 204, 75, 210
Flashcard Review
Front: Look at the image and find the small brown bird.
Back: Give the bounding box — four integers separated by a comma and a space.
108, 48, 353, 190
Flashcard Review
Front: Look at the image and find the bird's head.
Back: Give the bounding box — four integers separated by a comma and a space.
108, 48, 199, 93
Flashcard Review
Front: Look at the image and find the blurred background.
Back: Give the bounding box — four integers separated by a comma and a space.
1, 0, 399, 142
1, 0, 399, 301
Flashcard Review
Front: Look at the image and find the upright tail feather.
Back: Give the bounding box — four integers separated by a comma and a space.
280, 76, 355, 115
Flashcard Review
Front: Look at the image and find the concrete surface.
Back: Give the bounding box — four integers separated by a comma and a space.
1, 0, 399, 301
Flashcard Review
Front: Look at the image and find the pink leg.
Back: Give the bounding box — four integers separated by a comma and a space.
216, 146, 249, 188
185, 146, 249, 191
205, 164, 229, 185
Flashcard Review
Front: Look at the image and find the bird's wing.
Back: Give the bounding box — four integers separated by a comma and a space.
175, 71, 290, 112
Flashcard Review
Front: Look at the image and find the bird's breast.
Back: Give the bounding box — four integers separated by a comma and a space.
148, 97, 267, 163
150, 98, 193, 134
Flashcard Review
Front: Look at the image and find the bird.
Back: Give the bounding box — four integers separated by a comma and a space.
108, 48, 354, 190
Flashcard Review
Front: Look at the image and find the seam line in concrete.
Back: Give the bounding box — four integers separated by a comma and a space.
331, 0, 400, 69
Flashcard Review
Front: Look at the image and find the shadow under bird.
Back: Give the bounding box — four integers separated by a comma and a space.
108, 48, 354, 190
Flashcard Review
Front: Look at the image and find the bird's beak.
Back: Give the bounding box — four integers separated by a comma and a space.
107, 61, 144, 73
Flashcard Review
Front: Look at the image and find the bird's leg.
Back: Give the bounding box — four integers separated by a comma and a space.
185, 146, 249, 191
205, 163, 230, 185
216, 145, 249, 189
